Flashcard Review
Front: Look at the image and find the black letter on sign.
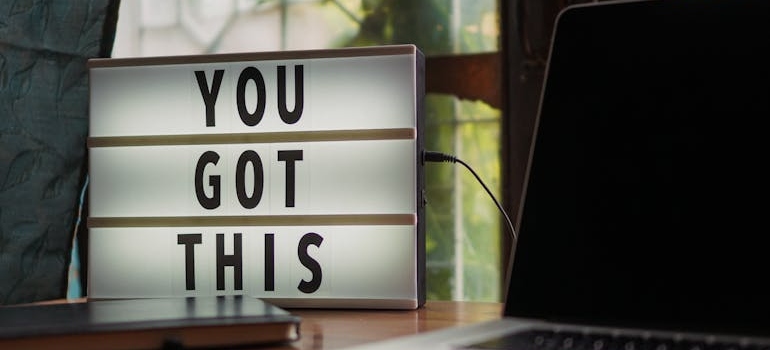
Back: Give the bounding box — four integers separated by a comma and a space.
277, 150, 303, 207
235, 150, 264, 209
277, 65, 304, 124
236, 67, 266, 126
216, 233, 243, 290
178, 233, 202, 290
195, 151, 220, 209
265, 233, 275, 291
194, 70, 224, 127
298, 232, 323, 294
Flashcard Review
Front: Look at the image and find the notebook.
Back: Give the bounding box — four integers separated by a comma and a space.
0, 296, 300, 349
345, 0, 770, 348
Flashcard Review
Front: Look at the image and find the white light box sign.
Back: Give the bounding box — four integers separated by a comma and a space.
87, 45, 425, 309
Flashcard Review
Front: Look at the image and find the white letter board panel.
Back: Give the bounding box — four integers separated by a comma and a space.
87, 45, 425, 309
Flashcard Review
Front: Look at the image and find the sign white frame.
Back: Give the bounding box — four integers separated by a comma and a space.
86, 45, 425, 309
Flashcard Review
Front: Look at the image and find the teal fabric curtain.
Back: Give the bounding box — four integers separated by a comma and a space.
0, 0, 119, 304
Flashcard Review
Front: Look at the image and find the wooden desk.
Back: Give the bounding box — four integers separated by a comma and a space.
19, 299, 502, 349
278, 301, 503, 350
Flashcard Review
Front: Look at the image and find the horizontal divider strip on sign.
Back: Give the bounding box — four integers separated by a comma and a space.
87, 214, 417, 228
88, 128, 416, 147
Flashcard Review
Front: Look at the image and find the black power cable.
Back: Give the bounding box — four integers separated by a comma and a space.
423, 151, 517, 243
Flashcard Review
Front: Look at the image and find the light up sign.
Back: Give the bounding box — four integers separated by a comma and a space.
87, 45, 425, 309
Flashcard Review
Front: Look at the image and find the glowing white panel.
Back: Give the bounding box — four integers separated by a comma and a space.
88, 140, 415, 217
89, 55, 417, 137
88, 226, 418, 305
87, 45, 425, 309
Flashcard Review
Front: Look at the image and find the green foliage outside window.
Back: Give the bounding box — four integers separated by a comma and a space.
423, 95, 501, 301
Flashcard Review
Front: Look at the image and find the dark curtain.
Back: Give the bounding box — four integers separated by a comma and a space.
0, 0, 120, 305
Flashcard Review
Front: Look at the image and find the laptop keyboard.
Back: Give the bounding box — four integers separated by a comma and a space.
462, 329, 754, 350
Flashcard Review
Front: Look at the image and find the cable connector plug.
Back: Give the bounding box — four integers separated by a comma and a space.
423, 151, 457, 164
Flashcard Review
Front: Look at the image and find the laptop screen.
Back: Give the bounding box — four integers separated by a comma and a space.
506, 0, 770, 336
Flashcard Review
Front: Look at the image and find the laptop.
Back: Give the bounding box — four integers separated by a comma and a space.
345, 0, 770, 348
